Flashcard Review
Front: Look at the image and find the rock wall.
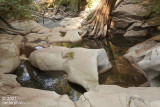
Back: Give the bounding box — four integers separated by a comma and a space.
110, 0, 159, 41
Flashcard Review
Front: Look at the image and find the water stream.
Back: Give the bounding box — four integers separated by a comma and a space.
14, 60, 86, 101
13, 13, 153, 101
14, 33, 149, 101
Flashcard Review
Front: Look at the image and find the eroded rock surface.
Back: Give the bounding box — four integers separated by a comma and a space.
0, 74, 20, 95
29, 46, 112, 91
77, 85, 160, 107
10, 20, 41, 31
111, 0, 158, 40
0, 87, 75, 107
0, 34, 21, 74
125, 35, 160, 86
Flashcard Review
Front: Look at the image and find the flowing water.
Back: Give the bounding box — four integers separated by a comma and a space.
14, 60, 86, 101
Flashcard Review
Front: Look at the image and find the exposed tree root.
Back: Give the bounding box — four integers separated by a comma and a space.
81, 0, 116, 38
0, 26, 30, 36
0, 16, 31, 36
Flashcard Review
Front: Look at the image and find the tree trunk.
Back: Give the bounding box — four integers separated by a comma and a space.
81, 0, 116, 38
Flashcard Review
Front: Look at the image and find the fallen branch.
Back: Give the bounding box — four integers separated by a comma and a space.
0, 16, 21, 30
0, 26, 30, 36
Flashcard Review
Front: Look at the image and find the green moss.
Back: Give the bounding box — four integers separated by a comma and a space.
60, 31, 66, 37
45, 35, 51, 40
52, 42, 82, 48
87, 13, 93, 20
64, 52, 74, 59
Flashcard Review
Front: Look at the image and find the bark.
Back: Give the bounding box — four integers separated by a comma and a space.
81, 0, 116, 38
0, 26, 30, 36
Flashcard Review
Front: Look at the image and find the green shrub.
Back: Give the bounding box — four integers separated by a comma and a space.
55, 0, 78, 12
0, 0, 37, 19
149, 0, 160, 14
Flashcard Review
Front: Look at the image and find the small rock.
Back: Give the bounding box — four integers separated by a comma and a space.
124, 29, 149, 38
111, 18, 133, 30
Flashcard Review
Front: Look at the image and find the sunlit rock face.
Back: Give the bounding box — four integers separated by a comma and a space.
0, 87, 76, 107
10, 20, 41, 31
0, 74, 20, 95
111, 0, 155, 41
0, 34, 21, 74
125, 35, 160, 86
29, 46, 112, 91
59, 17, 83, 30
76, 85, 160, 107
25, 27, 82, 44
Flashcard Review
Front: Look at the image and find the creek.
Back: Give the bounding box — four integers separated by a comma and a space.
14, 31, 148, 101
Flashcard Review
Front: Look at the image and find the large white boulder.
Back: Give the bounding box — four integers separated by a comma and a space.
76, 85, 160, 107
29, 46, 112, 91
124, 35, 160, 86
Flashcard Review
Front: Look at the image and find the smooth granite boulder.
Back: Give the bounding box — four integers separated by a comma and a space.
29, 46, 112, 91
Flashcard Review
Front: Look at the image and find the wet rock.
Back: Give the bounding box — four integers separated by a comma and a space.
125, 35, 160, 86
29, 46, 112, 91
76, 85, 160, 107
0, 87, 75, 107
15, 60, 84, 101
